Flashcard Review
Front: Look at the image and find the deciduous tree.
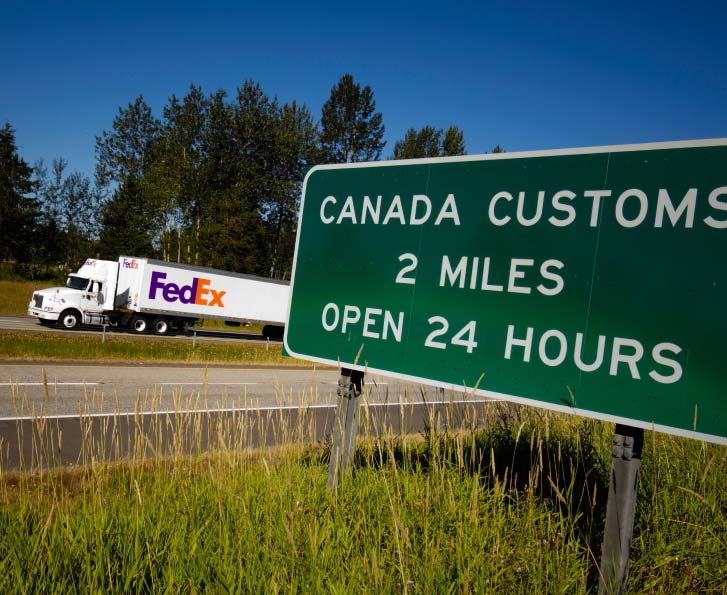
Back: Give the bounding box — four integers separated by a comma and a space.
95, 96, 161, 187
145, 85, 208, 262
34, 158, 101, 269
263, 100, 318, 278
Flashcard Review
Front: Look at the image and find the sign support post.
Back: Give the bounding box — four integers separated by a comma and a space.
598, 424, 645, 594
327, 368, 364, 489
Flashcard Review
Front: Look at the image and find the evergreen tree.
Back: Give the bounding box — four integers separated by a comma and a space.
211, 80, 286, 275
0, 122, 38, 263
95, 96, 161, 256
442, 126, 466, 156
393, 126, 443, 159
97, 178, 155, 258
319, 74, 385, 163
392, 125, 466, 160
197, 88, 249, 271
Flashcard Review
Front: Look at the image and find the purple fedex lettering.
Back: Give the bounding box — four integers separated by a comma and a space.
149, 271, 167, 299
148, 271, 203, 305
178, 281, 198, 304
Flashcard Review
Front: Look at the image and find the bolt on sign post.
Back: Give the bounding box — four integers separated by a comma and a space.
284, 139, 727, 581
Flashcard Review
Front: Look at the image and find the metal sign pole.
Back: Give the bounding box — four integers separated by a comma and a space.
327, 368, 364, 489
598, 424, 645, 594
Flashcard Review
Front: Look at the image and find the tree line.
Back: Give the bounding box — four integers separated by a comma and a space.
2, 74, 503, 280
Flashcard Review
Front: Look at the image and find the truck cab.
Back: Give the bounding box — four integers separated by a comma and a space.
27, 259, 119, 328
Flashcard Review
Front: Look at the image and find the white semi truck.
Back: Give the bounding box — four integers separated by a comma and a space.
27, 256, 289, 338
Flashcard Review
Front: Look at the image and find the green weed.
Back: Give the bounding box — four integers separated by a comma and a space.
0, 332, 299, 366
0, 398, 724, 594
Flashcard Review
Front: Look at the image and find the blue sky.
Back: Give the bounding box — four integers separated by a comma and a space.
4, 0, 726, 181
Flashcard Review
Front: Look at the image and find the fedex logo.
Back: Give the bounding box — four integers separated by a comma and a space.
122, 259, 139, 269
148, 271, 226, 308
84, 259, 97, 266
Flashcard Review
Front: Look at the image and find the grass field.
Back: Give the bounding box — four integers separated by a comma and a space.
0, 408, 724, 594
0, 332, 298, 365
0, 280, 49, 315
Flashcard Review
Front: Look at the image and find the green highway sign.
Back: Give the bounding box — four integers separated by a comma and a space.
285, 140, 727, 444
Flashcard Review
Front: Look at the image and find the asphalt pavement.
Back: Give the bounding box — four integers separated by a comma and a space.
1, 363, 345, 417
0, 315, 503, 471
0, 362, 499, 471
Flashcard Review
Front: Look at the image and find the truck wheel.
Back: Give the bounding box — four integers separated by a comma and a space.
130, 315, 148, 333
152, 317, 170, 335
58, 310, 80, 329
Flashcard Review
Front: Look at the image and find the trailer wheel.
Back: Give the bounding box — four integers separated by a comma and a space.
130, 315, 148, 333
152, 317, 170, 335
58, 309, 81, 329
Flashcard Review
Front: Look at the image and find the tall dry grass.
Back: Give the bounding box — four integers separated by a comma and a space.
0, 280, 50, 315
0, 382, 724, 594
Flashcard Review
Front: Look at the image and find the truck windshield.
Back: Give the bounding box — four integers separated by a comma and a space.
66, 276, 90, 291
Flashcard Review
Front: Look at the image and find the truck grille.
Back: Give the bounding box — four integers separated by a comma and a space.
33, 294, 43, 308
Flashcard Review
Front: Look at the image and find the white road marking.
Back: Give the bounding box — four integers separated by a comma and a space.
0, 382, 100, 386
0, 398, 500, 421
156, 382, 258, 386
323, 381, 389, 385
1, 382, 257, 387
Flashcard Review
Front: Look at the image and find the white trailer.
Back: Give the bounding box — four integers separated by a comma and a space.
27, 256, 289, 337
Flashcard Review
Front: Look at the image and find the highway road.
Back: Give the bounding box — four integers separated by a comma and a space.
0, 362, 500, 471
0, 317, 480, 418
0, 362, 433, 417
0, 314, 269, 345
0, 316, 503, 471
